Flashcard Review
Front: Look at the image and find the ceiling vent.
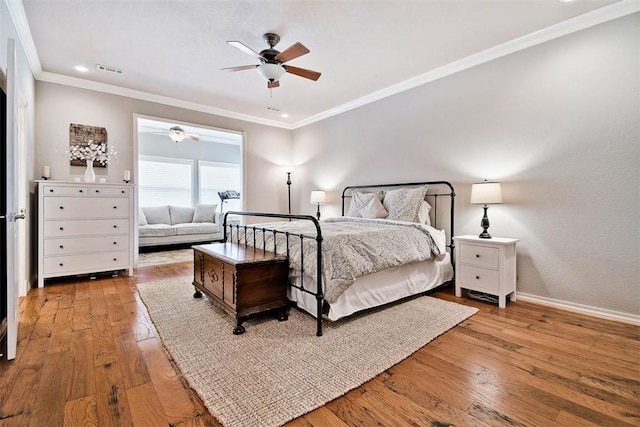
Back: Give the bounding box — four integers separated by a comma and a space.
96, 64, 124, 74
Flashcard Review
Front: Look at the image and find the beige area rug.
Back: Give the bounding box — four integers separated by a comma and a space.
138, 249, 192, 267
137, 277, 478, 427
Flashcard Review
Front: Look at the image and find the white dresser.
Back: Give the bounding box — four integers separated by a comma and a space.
37, 181, 134, 287
454, 235, 519, 308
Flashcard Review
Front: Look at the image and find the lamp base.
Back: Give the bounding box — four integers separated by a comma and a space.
479, 205, 492, 239
316, 204, 321, 220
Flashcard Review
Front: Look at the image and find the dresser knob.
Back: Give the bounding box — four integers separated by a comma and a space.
59, 245, 64, 249
113, 241, 117, 245
121, 190, 125, 194
59, 227, 64, 231
113, 206, 117, 209
95, 190, 100, 193
49, 189, 54, 193
113, 225, 117, 228
475, 254, 480, 258
59, 206, 64, 210
59, 263, 64, 267
79, 190, 83, 193
113, 258, 117, 261
475, 275, 480, 280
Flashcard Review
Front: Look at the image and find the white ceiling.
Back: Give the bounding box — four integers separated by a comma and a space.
15, 0, 634, 129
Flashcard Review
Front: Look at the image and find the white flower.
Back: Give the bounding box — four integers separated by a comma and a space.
68, 142, 117, 166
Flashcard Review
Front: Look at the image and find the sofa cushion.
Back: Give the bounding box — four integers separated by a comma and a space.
174, 222, 220, 235
138, 207, 148, 226
138, 224, 177, 237
169, 205, 195, 225
142, 206, 171, 225
193, 204, 218, 223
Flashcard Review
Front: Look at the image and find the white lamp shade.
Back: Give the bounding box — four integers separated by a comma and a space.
310, 190, 326, 204
470, 182, 503, 204
257, 63, 286, 82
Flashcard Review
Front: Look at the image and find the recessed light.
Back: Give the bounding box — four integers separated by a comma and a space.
74, 65, 89, 73
280, 113, 289, 118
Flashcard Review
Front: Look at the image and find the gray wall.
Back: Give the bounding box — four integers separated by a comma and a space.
292, 14, 639, 316
34, 82, 293, 215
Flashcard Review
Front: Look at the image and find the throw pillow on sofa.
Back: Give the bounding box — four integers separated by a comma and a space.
143, 206, 171, 224
138, 207, 148, 226
193, 204, 218, 223
169, 206, 195, 225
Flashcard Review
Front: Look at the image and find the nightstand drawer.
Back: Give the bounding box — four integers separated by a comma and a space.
458, 265, 499, 292
460, 244, 499, 269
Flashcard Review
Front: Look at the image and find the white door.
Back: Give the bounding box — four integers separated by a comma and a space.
3, 39, 22, 360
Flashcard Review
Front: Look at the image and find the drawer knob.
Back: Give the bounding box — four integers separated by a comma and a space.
207, 269, 219, 282
59, 227, 64, 231
49, 189, 54, 193
59, 263, 64, 267
59, 206, 64, 210
113, 206, 117, 209
95, 190, 100, 193
475, 254, 480, 258
113, 258, 117, 261
121, 190, 125, 194
59, 245, 64, 249
113, 241, 117, 245
79, 190, 83, 193
475, 275, 480, 280
113, 225, 117, 228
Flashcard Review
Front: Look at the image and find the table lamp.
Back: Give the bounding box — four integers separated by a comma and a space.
470, 181, 502, 239
310, 190, 326, 220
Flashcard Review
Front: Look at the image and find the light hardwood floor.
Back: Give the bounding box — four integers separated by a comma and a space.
1, 260, 638, 426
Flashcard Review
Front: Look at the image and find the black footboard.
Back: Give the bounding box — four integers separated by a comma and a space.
222, 212, 325, 336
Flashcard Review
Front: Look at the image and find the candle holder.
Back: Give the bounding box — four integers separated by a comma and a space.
41, 176, 50, 180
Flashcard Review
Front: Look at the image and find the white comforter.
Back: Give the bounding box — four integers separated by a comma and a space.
231, 217, 445, 303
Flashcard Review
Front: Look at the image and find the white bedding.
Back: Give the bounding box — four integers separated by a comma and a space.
288, 252, 453, 321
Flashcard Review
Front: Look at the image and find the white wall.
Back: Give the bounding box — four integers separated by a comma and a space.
292, 14, 639, 316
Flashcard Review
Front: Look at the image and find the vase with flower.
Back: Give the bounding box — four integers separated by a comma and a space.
67, 142, 117, 182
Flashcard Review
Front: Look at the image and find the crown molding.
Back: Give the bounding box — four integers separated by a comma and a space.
292, 0, 640, 128
8, 0, 639, 131
5, 0, 42, 75
37, 71, 294, 130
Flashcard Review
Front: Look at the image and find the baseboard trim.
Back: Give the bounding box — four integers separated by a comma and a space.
517, 293, 640, 326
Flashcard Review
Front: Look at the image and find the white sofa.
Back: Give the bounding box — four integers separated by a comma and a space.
138, 204, 224, 247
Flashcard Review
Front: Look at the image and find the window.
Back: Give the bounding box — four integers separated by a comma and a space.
138, 156, 192, 206
199, 161, 241, 212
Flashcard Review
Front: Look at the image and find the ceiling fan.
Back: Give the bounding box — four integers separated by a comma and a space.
150, 126, 200, 143
221, 33, 321, 88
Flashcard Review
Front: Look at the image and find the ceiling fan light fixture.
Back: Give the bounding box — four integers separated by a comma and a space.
169, 126, 186, 142
257, 63, 286, 82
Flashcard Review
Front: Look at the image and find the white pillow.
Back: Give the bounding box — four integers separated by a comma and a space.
418, 201, 432, 226
138, 206, 148, 226
193, 204, 218, 223
359, 196, 388, 219
347, 191, 383, 218
142, 206, 171, 225
383, 186, 428, 222
169, 205, 195, 225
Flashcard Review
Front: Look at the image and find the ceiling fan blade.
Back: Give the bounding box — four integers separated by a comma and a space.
227, 41, 264, 61
187, 134, 201, 142
267, 80, 280, 89
221, 65, 259, 72
274, 42, 310, 63
283, 65, 321, 81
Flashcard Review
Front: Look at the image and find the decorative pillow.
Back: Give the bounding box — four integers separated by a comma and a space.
138, 206, 148, 226
383, 186, 428, 222
417, 201, 432, 226
193, 204, 218, 223
359, 196, 388, 219
169, 205, 195, 225
142, 205, 171, 225
347, 191, 383, 218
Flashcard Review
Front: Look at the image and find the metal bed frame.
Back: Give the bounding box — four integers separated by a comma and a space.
222, 181, 455, 337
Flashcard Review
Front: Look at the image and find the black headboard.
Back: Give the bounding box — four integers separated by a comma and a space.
341, 181, 456, 257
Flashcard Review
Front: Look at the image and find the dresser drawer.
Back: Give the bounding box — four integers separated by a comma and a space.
459, 244, 500, 269
43, 251, 130, 274
42, 185, 89, 196
44, 235, 130, 256
43, 219, 130, 237
89, 186, 131, 197
458, 265, 500, 292
43, 197, 130, 219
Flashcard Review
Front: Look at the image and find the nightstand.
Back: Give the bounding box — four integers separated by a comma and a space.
453, 235, 519, 308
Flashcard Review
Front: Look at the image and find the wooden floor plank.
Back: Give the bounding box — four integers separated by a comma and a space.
1, 259, 638, 427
